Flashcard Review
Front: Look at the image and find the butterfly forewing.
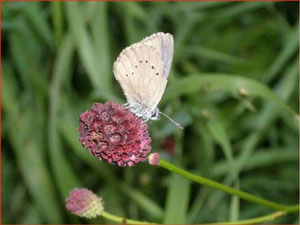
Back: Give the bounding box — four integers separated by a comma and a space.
141, 32, 174, 79
113, 44, 167, 112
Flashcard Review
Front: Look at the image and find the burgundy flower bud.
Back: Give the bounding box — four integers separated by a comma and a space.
79, 101, 152, 167
66, 188, 104, 218
149, 153, 160, 165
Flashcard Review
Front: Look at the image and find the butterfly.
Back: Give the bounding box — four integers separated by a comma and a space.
113, 32, 183, 129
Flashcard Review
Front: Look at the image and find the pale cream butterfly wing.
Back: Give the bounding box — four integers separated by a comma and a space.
140, 32, 174, 78
113, 43, 166, 118
113, 32, 182, 128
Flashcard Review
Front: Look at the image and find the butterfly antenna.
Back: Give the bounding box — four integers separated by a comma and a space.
160, 111, 184, 129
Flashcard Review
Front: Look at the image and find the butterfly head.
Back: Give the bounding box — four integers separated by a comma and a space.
150, 108, 160, 121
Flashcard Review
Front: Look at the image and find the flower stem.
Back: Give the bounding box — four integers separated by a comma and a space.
101, 211, 154, 224
213, 211, 286, 224
158, 159, 299, 213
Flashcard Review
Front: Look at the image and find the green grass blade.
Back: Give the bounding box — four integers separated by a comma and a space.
49, 35, 81, 198
212, 149, 299, 177
163, 73, 298, 117
2, 68, 63, 223
65, 2, 116, 101
204, 59, 299, 217
51, 2, 64, 46
185, 46, 248, 66
9, 32, 49, 96
91, 2, 113, 92
207, 117, 235, 177
122, 185, 164, 220
65, 2, 100, 89
164, 175, 190, 224
23, 2, 54, 50
263, 23, 299, 83
230, 181, 240, 221
211, 2, 266, 20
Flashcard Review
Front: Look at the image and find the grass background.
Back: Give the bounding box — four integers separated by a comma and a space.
2, 1, 299, 224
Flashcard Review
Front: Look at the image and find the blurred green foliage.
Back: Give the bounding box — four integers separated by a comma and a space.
2, 1, 299, 224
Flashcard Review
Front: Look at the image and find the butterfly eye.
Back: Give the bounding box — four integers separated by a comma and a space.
151, 110, 158, 118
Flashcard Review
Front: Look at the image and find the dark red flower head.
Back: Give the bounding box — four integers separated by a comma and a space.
79, 101, 151, 167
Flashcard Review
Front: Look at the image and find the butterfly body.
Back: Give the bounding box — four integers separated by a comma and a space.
125, 102, 160, 121
113, 32, 175, 122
